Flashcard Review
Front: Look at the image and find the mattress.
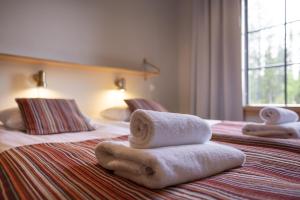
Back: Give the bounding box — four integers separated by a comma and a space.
1, 121, 300, 200
0, 119, 221, 153
0, 120, 130, 153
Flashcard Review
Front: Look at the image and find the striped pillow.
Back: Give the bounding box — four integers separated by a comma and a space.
124, 98, 168, 113
15, 98, 95, 135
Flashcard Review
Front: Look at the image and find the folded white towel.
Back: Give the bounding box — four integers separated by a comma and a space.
129, 109, 211, 148
242, 122, 300, 138
260, 107, 299, 124
95, 141, 245, 189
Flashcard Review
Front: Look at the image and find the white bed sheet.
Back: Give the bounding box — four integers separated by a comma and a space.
0, 120, 130, 153
0, 119, 220, 153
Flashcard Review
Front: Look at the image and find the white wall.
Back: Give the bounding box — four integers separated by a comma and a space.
0, 61, 156, 118
0, 0, 179, 115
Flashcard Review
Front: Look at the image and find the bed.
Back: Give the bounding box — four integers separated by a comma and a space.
1, 120, 300, 200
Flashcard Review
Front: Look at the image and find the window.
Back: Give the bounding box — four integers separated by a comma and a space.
242, 0, 300, 106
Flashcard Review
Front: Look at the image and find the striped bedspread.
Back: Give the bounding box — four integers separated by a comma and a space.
1, 122, 300, 200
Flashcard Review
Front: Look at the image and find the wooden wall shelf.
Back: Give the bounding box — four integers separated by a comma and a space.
0, 53, 160, 77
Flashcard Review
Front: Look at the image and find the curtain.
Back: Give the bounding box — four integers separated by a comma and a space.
190, 0, 243, 121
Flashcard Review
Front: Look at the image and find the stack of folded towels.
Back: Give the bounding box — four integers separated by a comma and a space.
242, 106, 300, 138
95, 110, 246, 189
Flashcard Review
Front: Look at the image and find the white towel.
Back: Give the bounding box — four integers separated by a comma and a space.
95, 141, 245, 189
259, 107, 299, 124
129, 110, 211, 148
242, 122, 300, 138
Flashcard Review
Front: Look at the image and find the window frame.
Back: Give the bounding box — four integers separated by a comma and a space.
243, 0, 300, 106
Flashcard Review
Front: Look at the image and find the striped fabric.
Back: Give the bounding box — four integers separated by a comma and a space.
124, 98, 168, 113
15, 98, 94, 135
1, 122, 300, 200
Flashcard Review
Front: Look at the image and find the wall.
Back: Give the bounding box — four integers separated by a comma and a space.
0, 0, 179, 116
0, 60, 155, 118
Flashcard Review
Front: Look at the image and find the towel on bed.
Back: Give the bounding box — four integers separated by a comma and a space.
95, 140, 245, 189
242, 122, 300, 138
260, 107, 299, 124
129, 109, 211, 148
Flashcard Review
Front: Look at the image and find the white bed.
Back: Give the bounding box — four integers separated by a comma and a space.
0, 119, 221, 153
0, 120, 130, 153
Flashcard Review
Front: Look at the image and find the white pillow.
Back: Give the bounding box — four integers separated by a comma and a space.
101, 107, 130, 121
0, 107, 26, 130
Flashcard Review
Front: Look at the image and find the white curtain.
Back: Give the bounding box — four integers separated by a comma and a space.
190, 0, 243, 121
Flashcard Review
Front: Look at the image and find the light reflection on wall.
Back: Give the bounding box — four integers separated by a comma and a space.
99, 89, 131, 109
14, 87, 62, 98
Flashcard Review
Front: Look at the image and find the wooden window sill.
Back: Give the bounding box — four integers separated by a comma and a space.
243, 106, 300, 122
244, 106, 300, 113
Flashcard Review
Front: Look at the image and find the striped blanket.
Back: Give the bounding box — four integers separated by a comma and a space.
1, 122, 300, 200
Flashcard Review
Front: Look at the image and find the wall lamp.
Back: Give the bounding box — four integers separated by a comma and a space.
114, 77, 126, 91
142, 58, 160, 80
33, 70, 47, 88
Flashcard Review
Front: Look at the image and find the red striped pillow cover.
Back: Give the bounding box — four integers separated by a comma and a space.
15, 98, 95, 135
124, 98, 168, 113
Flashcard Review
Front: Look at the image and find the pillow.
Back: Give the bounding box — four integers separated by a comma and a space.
101, 106, 130, 121
0, 107, 26, 130
15, 98, 95, 135
0, 107, 92, 131
124, 98, 168, 113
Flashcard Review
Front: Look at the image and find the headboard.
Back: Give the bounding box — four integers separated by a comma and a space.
0, 54, 159, 118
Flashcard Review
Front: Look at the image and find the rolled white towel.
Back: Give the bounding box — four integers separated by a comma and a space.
129, 109, 211, 149
242, 122, 300, 138
259, 107, 299, 124
95, 140, 246, 189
